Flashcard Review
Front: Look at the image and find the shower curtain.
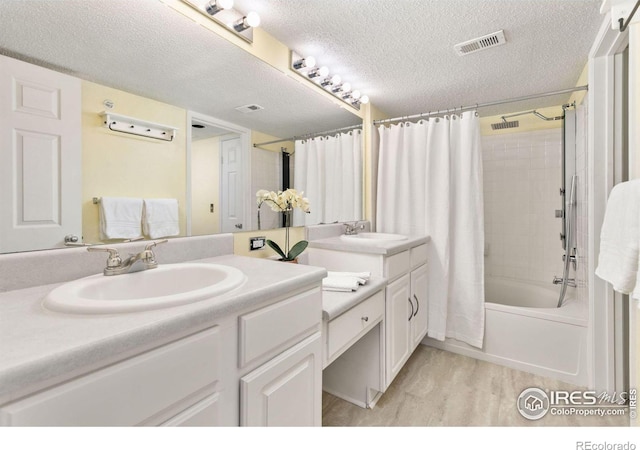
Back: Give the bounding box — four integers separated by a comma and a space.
376, 112, 485, 348
293, 130, 363, 226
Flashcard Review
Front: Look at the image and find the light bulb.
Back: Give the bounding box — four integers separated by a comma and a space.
246, 11, 260, 27
341, 82, 352, 93
234, 11, 260, 31
293, 56, 315, 70
308, 66, 329, 79
359, 95, 369, 104
331, 75, 341, 85
351, 90, 361, 100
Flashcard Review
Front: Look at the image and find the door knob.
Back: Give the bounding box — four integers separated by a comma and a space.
64, 234, 79, 243
235, 223, 243, 229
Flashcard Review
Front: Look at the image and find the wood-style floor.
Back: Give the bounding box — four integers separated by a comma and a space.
322, 345, 628, 427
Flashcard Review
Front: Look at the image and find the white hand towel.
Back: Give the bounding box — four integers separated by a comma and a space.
99, 197, 143, 240
327, 271, 371, 284
142, 198, 180, 239
322, 276, 361, 292
595, 180, 640, 296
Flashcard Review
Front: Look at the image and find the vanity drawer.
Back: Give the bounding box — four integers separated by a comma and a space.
383, 250, 410, 281
239, 287, 321, 368
326, 290, 384, 364
0, 327, 220, 426
410, 244, 428, 268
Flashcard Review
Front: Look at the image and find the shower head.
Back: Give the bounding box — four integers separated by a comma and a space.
490, 119, 519, 130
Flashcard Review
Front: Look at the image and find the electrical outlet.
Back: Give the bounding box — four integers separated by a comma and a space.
249, 236, 266, 251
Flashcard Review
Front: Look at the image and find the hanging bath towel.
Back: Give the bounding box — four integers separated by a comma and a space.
99, 197, 143, 240
142, 198, 180, 239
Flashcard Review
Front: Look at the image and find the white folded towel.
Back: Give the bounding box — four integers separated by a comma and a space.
142, 198, 180, 239
322, 276, 362, 292
327, 271, 371, 285
99, 197, 143, 240
595, 180, 640, 299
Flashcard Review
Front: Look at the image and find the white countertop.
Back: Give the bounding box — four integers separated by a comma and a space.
0, 255, 326, 404
308, 234, 429, 256
322, 277, 387, 321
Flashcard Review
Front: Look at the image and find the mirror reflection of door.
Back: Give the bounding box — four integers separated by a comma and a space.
189, 113, 247, 237
220, 136, 244, 232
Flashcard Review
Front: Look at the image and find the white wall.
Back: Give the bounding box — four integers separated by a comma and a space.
482, 129, 565, 284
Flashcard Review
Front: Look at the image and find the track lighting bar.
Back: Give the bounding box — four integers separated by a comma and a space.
181, 0, 260, 43
290, 51, 369, 110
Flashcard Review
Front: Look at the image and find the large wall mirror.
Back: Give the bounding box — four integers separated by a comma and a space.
0, 0, 362, 254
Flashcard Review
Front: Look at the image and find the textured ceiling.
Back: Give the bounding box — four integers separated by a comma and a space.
235, 0, 604, 117
0, 0, 360, 138
0, 1, 605, 130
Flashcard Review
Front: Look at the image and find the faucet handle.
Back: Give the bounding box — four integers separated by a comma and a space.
144, 239, 168, 251
87, 247, 122, 268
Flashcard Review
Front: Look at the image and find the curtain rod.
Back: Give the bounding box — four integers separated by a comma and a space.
373, 85, 588, 125
253, 123, 363, 147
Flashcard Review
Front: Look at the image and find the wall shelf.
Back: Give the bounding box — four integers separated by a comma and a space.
99, 111, 178, 142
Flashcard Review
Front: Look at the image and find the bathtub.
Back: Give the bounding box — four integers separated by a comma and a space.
424, 277, 589, 386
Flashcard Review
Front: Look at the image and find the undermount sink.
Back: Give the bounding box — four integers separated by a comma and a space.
43, 263, 247, 314
340, 232, 408, 242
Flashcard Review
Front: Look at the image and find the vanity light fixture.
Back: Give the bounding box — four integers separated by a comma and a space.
290, 51, 369, 110
181, 0, 259, 43
205, 0, 233, 16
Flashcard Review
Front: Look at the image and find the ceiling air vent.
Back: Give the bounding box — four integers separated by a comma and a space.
454, 30, 506, 56
235, 104, 264, 114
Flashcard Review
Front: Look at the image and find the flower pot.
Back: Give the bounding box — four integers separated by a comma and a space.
279, 258, 298, 264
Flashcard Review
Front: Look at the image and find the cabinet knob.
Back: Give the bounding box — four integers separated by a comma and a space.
361, 316, 369, 322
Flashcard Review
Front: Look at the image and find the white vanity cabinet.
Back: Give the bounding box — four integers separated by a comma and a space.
0, 327, 222, 426
386, 263, 428, 387
0, 284, 324, 427
237, 287, 323, 426
308, 238, 429, 390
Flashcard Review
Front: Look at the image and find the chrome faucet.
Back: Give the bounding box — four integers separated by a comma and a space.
344, 221, 365, 235
88, 239, 168, 276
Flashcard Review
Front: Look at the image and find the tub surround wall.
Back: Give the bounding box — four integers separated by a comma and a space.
482, 129, 565, 285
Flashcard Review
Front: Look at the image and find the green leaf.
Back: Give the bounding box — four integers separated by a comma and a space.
287, 240, 308, 261
266, 239, 286, 260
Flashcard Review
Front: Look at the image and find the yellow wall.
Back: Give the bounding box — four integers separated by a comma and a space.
252, 130, 294, 155
81, 80, 187, 244
233, 227, 305, 258
191, 136, 220, 236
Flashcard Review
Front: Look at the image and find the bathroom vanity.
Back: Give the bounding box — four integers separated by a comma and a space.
0, 236, 326, 426
308, 232, 429, 391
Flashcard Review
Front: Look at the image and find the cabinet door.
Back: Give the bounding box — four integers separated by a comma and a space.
385, 274, 412, 388
410, 264, 429, 349
240, 332, 322, 427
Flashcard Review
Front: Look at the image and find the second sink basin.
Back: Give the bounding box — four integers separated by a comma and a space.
43, 263, 247, 314
340, 232, 408, 242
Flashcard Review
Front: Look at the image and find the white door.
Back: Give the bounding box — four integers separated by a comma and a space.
385, 274, 412, 389
411, 264, 429, 349
240, 333, 322, 426
0, 54, 81, 253
220, 136, 245, 232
